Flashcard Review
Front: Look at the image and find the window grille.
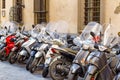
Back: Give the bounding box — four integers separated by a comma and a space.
84, 0, 100, 25
34, 0, 49, 24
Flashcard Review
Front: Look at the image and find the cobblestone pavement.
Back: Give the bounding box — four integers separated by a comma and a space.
0, 61, 51, 80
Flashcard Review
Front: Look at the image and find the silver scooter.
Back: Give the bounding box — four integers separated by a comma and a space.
17, 24, 41, 63
68, 22, 103, 80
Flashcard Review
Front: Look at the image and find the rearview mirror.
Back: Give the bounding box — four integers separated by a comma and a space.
18, 27, 21, 30
22, 26, 25, 31
32, 25, 35, 28
90, 31, 95, 37
4, 26, 7, 30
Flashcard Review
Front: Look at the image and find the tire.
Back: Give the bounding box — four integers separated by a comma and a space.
30, 56, 44, 73
0, 49, 6, 61
49, 60, 69, 80
0, 48, 4, 60
29, 58, 39, 73
26, 57, 34, 70
67, 71, 78, 80
8, 52, 17, 64
42, 67, 49, 78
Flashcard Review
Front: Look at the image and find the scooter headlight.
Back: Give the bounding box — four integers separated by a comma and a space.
83, 44, 89, 50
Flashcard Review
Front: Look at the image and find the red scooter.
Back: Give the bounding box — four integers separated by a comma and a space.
8, 32, 30, 64
0, 33, 17, 61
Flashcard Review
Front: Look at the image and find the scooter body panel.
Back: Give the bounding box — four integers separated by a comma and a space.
30, 50, 37, 57
19, 49, 28, 56
21, 38, 36, 53
86, 51, 114, 80
70, 63, 81, 74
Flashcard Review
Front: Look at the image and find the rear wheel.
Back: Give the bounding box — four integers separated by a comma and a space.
8, 52, 17, 64
50, 59, 70, 80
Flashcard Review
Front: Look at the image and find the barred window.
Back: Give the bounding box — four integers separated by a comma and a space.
84, 0, 100, 25
2, 0, 5, 9
34, 0, 49, 24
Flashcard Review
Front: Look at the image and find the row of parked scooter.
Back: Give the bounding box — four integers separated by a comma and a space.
0, 21, 120, 80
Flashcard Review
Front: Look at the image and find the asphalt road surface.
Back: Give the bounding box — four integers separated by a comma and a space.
0, 61, 51, 80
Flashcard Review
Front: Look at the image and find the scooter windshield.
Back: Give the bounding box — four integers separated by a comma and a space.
79, 22, 103, 41
0, 29, 7, 36
45, 21, 69, 39
30, 24, 45, 38
2, 21, 19, 33
103, 24, 119, 47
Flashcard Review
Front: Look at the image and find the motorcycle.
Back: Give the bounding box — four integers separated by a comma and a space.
28, 23, 61, 73
26, 24, 49, 71
0, 21, 19, 50
42, 21, 78, 79
48, 34, 81, 80
17, 24, 43, 63
84, 24, 120, 80
8, 27, 30, 64
67, 22, 103, 80
0, 23, 19, 61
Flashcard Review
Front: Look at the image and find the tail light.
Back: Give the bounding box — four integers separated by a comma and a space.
51, 48, 57, 53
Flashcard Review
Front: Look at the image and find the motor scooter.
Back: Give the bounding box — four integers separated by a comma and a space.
0, 25, 18, 61
67, 22, 103, 80
17, 24, 43, 63
84, 24, 120, 80
8, 27, 30, 64
42, 21, 79, 79
25, 25, 49, 71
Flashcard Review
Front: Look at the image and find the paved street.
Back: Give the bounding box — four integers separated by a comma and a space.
0, 61, 51, 80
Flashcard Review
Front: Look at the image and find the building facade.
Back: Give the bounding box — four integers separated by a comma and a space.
0, 0, 120, 33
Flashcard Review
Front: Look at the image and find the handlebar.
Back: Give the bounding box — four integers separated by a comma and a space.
94, 43, 111, 53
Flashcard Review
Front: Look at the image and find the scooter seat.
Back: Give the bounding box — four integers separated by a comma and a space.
64, 48, 78, 54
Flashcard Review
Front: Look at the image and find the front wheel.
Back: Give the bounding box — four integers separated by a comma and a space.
26, 57, 34, 70
29, 58, 39, 73
8, 52, 17, 64
0, 48, 6, 61
50, 59, 70, 80
30, 56, 44, 73
42, 67, 49, 78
